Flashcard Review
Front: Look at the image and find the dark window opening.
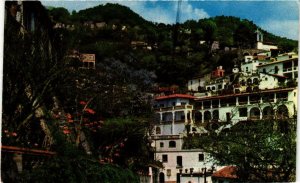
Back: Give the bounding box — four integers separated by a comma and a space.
212, 110, 219, 120
160, 142, 164, 147
274, 66, 279, 74
194, 111, 202, 124
199, 154, 204, 161
162, 155, 168, 162
169, 141, 176, 148
239, 108, 247, 117
177, 156, 182, 167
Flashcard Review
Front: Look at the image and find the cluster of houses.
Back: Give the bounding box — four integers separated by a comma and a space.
149, 30, 298, 183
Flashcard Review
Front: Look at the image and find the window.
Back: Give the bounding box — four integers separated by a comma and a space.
263, 68, 266, 73
172, 102, 176, 106
218, 84, 222, 89
199, 154, 204, 161
239, 108, 247, 117
177, 156, 182, 167
169, 141, 176, 148
265, 77, 268, 81
246, 67, 248, 72
274, 66, 279, 74
160, 142, 164, 148
167, 169, 171, 176
156, 127, 161, 134
207, 87, 211, 91
194, 111, 202, 124
212, 86, 216, 90
212, 110, 219, 120
181, 102, 186, 105
226, 112, 231, 122
162, 155, 168, 162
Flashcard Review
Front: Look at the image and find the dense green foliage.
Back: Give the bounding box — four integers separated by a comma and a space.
48, 4, 297, 88
3, 2, 157, 182
183, 118, 296, 182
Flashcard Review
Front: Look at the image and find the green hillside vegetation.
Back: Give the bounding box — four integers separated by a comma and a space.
48, 4, 298, 88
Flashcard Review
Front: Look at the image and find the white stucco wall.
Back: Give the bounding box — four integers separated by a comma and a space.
156, 150, 214, 183
257, 42, 278, 51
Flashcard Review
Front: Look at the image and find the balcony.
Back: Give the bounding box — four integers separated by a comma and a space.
155, 105, 193, 112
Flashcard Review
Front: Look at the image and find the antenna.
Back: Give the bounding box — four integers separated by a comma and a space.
173, 0, 182, 52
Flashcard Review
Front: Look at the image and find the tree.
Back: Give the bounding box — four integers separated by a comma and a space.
185, 117, 296, 182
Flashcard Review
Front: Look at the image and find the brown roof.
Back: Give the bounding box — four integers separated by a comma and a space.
212, 166, 238, 179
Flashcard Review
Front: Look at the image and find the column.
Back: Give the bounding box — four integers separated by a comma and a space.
247, 96, 250, 105
172, 112, 175, 135
274, 93, 277, 103
260, 97, 263, 104
210, 100, 212, 109
185, 110, 188, 123
292, 60, 295, 79
201, 101, 204, 110
260, 110, 262, 120
218, 99, 221, 108
236, 97, 239, 106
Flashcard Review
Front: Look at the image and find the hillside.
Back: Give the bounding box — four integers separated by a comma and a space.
47, 4, 298, 88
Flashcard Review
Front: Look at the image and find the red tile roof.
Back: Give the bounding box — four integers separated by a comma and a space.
155, 94, 195, 100
212, 166, 238, 179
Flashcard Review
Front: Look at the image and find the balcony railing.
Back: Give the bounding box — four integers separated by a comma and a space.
283, 67, 298, 72
155, 105, 193, 112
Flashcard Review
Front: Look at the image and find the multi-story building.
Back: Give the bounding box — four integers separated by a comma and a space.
152, 94, 215, 183
154, 47, 298, 183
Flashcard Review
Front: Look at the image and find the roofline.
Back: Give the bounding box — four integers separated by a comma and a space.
194, 87, 296, 101
256, 57, 298, 67
155, 94, 196, 101
1, 145, 56, 156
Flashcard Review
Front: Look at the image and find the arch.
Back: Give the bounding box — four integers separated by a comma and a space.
194, 111, 202, 124
240, 79, 246, 86
277, 105, 289, 119
263, 106, 274, 119
212, 110, 219, 120
169, 141, 176, 148
250, 107, 260, 120
253, 86, 259, 92
253, 78, 259, 85
234, 89, 240, 94
159, 172, 165, 183
156, 127, 161, 134
247, 78, 252, 84
204, 111, 211, 122
243, 52, 250, 56
246, 86, 252, 93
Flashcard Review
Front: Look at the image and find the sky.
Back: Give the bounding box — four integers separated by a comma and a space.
41, 0, 300, 40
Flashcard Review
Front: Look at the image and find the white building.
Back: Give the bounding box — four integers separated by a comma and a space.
152, 94, 216, 183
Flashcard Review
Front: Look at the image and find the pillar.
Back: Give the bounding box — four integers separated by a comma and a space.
172, 112, 175, 135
